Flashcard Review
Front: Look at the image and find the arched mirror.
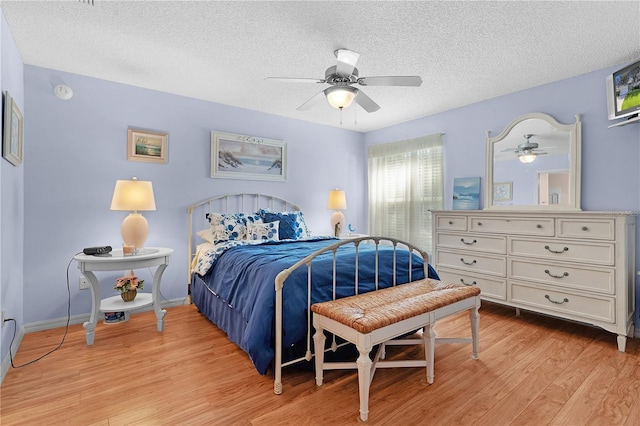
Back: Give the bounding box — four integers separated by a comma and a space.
485, 112, 581, 210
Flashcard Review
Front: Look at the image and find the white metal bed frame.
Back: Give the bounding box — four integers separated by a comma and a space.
187, 194, 430, 394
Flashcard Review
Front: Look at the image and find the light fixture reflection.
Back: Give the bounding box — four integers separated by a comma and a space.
518, 153, 537, 163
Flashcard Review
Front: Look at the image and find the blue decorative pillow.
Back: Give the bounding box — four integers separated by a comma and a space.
260, 210, 310, 240
247, 221, 280, 242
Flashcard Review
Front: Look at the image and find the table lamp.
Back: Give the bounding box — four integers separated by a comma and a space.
110, 177, 156, 249
327, 189, 347, 237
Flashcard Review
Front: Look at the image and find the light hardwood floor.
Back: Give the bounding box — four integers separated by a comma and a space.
1, 302, 639, 425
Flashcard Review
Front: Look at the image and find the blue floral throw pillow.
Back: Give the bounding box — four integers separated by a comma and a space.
206, 213, 247, 243
247, 221, 280, 242
259, 210, 310, 240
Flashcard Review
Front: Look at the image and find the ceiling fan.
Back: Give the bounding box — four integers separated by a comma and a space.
266, 49, 422, 113
502, 134, 548, 163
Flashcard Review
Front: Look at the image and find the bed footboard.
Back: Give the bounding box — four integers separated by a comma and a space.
272, 236, 429, 395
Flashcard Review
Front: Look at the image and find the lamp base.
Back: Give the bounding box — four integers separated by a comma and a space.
330, 211, 345, 237
121, 213, 149, 249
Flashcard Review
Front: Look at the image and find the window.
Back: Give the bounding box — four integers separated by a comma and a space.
368, 133, 443, 251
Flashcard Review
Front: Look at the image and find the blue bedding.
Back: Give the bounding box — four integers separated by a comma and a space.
192, 238, 439, 374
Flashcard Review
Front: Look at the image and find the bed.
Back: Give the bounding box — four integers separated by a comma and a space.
187, 193, 440, 394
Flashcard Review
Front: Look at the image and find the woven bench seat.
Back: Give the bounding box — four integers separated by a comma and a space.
311, 278, 481, 422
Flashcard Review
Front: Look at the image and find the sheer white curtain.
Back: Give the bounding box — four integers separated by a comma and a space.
368, 133, 443, 251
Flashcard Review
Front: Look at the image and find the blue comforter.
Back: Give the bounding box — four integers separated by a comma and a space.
195, 238, 439, 374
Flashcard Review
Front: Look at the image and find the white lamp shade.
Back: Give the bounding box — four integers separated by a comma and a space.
327, 189, 347, 210
324, 86, 357, 110
110, 178, 156, 212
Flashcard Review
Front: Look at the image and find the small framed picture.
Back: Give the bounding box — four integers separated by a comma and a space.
2, 91, 23, 167
453, 177, 480, 210
493, 181, 513, 201
127, 128, 168, 163
211, 131, 286, 181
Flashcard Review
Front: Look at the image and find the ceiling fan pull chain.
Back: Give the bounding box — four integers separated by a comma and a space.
340, 107, 343, 125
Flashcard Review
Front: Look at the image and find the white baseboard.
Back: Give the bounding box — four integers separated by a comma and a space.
1, 322, 25, 384
1, 297, 188, 384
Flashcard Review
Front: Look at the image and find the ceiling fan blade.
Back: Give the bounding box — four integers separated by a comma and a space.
354, 89, 380, 113
266, 77, 326, 84
296, 90, 326, 111
358, 76, 423, 87
335, 49, 360, 76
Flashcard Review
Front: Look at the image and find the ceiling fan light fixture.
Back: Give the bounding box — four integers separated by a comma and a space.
518, 152, 537, 163
324, 86, 357, 110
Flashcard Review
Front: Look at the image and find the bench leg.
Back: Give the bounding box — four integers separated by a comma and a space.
313, 326, 327, 386
423, 322, 435, 384
470, 301, 480, 359
356, 345, 373, 422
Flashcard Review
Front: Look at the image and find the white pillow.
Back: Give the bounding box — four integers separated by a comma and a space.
196, 228, 215, 244
247, 220, 280, 242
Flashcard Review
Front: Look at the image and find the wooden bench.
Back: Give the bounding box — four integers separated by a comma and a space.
311, 278, 481, 422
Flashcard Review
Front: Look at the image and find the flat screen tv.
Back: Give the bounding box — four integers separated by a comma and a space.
606, 58, 640, 122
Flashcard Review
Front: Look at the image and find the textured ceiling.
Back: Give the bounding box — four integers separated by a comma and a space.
1, 0, 639, 132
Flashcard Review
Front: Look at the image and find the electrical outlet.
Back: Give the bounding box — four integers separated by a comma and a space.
79, 277, 90, 290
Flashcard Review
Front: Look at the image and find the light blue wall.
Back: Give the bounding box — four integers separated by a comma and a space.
365, 66, 640, 328
22, 65, 367, 325
0, 10, 24, 376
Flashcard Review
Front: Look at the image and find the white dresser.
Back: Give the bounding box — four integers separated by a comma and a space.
431, 210, 636, 351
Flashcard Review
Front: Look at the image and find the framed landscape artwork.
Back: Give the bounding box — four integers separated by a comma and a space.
210, 131, 286, 181
127, 128, 168, 163
2, 91, 23, 167
453, 177, 481, 210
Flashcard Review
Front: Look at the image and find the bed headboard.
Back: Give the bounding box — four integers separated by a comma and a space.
187, 193, 300, 286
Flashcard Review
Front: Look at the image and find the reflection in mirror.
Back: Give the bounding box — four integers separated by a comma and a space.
485, 113, 581, 210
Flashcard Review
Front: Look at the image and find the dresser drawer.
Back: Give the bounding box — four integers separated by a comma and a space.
557, 218, 615, 240
437, 268, 507, 300
509, 259, 615, 294
435, 232, 506, 254
469, 217, 554, 236
509, 238, 614, 266
435, 249, 506, 277
436, 215, 467, 231
510, 282, 615, 323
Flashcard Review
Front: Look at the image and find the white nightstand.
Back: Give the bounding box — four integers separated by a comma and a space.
74, 247, 173, 345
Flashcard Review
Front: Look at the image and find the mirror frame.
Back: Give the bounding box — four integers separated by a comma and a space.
484, 112, 582, 211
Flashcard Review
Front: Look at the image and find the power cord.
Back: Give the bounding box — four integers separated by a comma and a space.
4, 252, 79, 368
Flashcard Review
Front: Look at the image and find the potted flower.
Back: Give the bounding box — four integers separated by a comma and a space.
114, 270, 144, 302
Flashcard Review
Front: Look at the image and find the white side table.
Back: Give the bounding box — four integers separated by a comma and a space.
74, 247, 173, 345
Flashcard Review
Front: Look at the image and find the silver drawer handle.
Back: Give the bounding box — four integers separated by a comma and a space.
460, 238, 477, 245
460, 279, 477, 286
545, 294, 569, 305
545, 269, 569, 279
460, 258, 477, 265
544, 245, 569, 254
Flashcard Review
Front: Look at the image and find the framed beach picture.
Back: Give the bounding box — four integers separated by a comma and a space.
210, 131, 286, 181
453, 177, 480, 210
2, 91, 23, 167
127, 128, 168, 163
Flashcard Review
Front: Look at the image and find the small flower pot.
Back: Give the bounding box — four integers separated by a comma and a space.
121, 289, 137, 302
